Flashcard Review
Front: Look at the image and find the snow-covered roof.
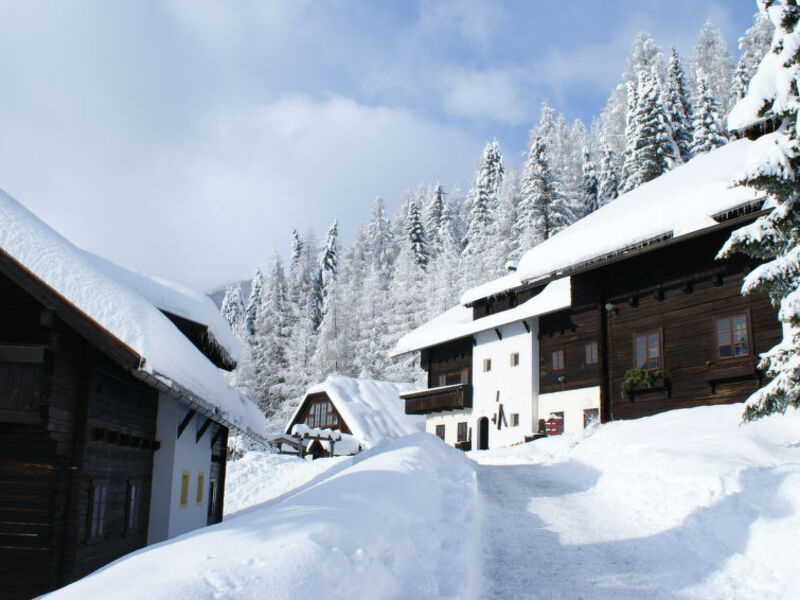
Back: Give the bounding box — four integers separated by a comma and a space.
287, 375, 424, 448
513, 139, 763, 287
86, 253, 241, 364
0, 189, 267, 442
460, 271, 523, 306
394, 277, 571, 355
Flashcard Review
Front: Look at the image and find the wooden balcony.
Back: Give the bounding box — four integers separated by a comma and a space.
401, 384, 473, 415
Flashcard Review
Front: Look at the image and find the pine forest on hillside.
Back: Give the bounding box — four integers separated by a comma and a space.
218, 13, 776, 430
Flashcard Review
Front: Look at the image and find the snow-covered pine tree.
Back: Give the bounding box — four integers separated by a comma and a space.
623, 31, 665, 83
597, 146, 620, 206
522, 134, 573, 244
244, 268, 263, 337
220, 283, 245, 336
463, 140, 504, 257
664, 46, 694, 163
317, 219, 339, 308
691, 71, 728, 155
366, 197, 394, 279
626, 69, 679, 190
732, 10, 776, 100
579, 148, 599, 217
251, 254, 291, 416
619, 80, 640, 192
425, 183, 445, 255
718, 0, 800, 420
406, 200, 429, 269
691, 19, 736, 116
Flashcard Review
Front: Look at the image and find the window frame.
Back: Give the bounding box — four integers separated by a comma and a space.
457, 422, 468, 442
179, 470, 190, 508
435, 424, 445, 440
510, 413, 520, 427
713, 312, 752, 361
87, 479, 109, 541
305, 397, 339, 429
482, 358, 492, 372
584, 341, 599, 366
124, 480, 139, 534
196, 472, 205, 506
510, 352, 520, 367
552, 349, 565, 371
632, 329, 663, 371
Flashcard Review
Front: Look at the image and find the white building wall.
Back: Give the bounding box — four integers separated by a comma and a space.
147, 393, 214, 544
538, 386, 601, 433
425, 409, 473, 446
471, 321, 536, 449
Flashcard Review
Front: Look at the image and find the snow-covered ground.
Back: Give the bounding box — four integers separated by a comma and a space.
474, 404, 800, 600
223, 451, 348, 515
43, 404, 799, 599
43, 435, 479, 600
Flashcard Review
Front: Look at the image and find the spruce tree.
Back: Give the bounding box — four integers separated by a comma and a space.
463, 140, 504, 258
664, 47, 694, 163
628, 69, 679, 189
620, 80, 640, 192
719, 0, 800, 420
317, 219, 339, 310
597, 146, 620, 206
691, 19, 736, 116
732, 10, 775, 100
425, 183, 445, 254
520, 135, 573, 243
406, 200, 429, 269
220, 283, 245, 336
691, 71, 728, 155
244, 268, 263, 337
579, 148, 599, 217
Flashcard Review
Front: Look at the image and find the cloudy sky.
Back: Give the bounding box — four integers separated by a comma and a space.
0, 0, 755, 290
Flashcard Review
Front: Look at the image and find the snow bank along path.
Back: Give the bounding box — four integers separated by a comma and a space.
473, 404, 800, 600
43, 434, 480, 600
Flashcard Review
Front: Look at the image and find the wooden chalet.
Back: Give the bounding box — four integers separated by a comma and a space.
394, 139, 781, 449
281, 376, 423, 457
0, 191, 267, 599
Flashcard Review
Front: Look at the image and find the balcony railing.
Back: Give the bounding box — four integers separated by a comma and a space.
401, 384, 473, 415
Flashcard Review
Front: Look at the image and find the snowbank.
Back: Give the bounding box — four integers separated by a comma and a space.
224, 451, 348, 516
396, 277, 571, 354
288, 376, 425, 448
44, 434, 480, 600
0, 188, 267, 440
473, 404, 800, 599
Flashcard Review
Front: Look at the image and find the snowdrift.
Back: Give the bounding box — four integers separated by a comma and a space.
43, 434, 480, 600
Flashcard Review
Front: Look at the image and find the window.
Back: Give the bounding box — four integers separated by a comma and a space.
510, 352, 520, 367
305, 398, 338, 429
585, 342, 599, 366
716, 314, 749, 359
584, 408, 600, 428
457, 422, 468, 442
125, 481, 138, 532
435, 424, 445, 440
510, 413, 520, 427
437, 368, 469, 387
482, 358, 492, 372
552, 349, 565, 371
180, 470, 190, 508
88, 480, 108, 540
634, 331, 661, 370
196, 472, 205, 506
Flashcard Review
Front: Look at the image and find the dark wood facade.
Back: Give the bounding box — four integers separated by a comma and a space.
402, 384, 473, 414
288, 391, 352, 435
0, 256, 232, 599
538, 220, 780, 422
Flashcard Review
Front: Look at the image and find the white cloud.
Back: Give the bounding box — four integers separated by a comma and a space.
0, 95, 479, 290
443, 68, 527, 124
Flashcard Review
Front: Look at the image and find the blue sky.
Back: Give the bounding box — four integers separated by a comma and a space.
0, 0, 756, 289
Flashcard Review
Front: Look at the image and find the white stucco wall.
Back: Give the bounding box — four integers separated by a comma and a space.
425, 409, 474, 445
538, 386, 601, 433
470, 320, 537, 448
147, 393, 214, 544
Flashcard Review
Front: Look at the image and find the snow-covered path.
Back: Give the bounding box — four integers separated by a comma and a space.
476, 460, 658, 600
474, 405, 800, 600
